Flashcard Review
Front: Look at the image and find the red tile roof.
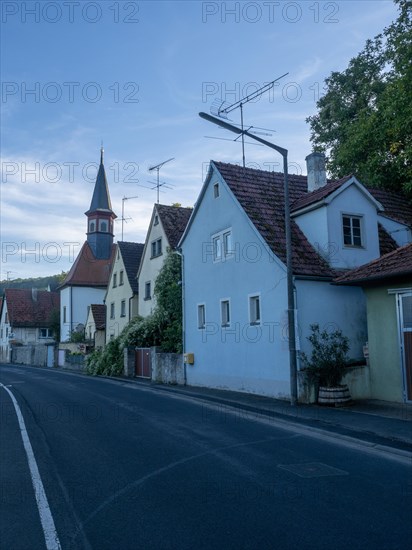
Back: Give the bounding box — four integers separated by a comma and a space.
378, 223, 399, 256
5, 289, 60, 328
156, 204, 193, 250
367, 187, 412, 227
335, 242, 412, 285
291, 175, 352, 212
60, 242, 115, 288
90, 304, 106, 330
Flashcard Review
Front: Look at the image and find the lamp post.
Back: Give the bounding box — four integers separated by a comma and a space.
199, 112, 298, 406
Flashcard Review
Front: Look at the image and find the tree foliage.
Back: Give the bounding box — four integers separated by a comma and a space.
307, 0, 412, 195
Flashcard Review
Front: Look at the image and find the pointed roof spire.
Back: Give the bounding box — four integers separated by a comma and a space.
85, 148, 116, 216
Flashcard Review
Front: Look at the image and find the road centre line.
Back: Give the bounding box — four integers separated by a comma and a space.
0, 383, 62, 550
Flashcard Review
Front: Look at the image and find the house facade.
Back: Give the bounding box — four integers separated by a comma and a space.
85, 304, 106, 350
59, 148, 116, 342
105, 241, 144, 342
0, 288, 59, 364
179, 155, 411, 400
337, 243, 412, 403
137, 204, 192, 318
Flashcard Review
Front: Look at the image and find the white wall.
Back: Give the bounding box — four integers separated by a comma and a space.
182, 167, 292, 399
378, 215, 411, 247
60, 286, 106, 342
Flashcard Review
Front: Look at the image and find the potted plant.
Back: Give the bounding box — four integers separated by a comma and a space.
301, 323, 352, 406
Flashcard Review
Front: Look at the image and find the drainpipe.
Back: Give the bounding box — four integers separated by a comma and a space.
175, 248, 186, 385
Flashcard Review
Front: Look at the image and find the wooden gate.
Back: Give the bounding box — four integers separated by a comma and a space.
135, 348, 152, 379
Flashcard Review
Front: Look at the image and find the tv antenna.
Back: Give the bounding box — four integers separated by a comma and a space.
146, 157, 175, 203
120, 195, 138, 241
209, 73, 288, 167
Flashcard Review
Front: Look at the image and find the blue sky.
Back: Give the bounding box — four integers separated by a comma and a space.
1, 0, 398, 278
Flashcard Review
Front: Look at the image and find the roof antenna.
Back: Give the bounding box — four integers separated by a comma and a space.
210, 73, 288, 167
146, 157, 175, 203
119, 195, 138, 241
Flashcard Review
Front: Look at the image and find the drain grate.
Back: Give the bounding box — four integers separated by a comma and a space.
277, 462, 348, 478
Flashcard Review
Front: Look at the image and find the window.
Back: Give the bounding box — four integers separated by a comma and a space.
113, 273, 117, 288
213, 235, 222, 261
120, 300, 126, 317
221, 299, 230, 327
342, 215, 363, 247
197, 304, 206, 329
212, 228, 233, 261
89, 221, 96, 232
119, 270, 124, 286
151, 238, 162, 258
154, 214, 159, 225
110, 303, 115, 319
63, 307, 67, 323
99, 220, 108, 232
144, 282, 151, 300
249, 295, 261, 325
5, 312, 8, 324
6, 327, 8, 337
214, 183, 220, 198
40, 328, 53, 338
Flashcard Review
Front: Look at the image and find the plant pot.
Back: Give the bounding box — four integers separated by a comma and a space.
318, 384, 352, 407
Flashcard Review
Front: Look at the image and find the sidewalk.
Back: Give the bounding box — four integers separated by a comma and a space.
146, 381, 412, 454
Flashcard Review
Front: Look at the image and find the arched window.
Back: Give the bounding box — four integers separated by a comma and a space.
99, 220, 108, 232
89, 221, 96, 232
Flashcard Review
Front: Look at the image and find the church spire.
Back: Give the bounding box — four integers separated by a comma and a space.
85, 148, 117, 260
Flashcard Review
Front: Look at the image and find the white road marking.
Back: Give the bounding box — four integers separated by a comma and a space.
0, 383, 62, 550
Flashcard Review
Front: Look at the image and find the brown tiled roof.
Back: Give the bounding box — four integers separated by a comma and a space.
5, 289, 60, 328
117, 241, 144, 293
335, 243, 412, 285
367, 187, 412, 226
291, 175, 352, 212
90, 304, 106, 330
60, 242, 115, 288
213, 162, 335, 277
156, 204, 192, 250
378, 223, 399, 256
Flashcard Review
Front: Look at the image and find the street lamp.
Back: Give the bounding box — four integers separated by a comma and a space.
199, 112, 298, 406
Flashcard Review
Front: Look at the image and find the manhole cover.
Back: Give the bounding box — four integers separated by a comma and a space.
277, 462, 348, 478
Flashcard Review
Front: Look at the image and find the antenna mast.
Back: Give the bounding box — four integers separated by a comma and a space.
148, 157, 175, 203
211, 73, 288, 167
120, 195, 138, 241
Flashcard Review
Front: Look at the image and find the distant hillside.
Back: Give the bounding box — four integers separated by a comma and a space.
0, 273, 66, 296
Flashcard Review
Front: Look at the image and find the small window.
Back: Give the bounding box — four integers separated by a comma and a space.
119, 270, 124, 286
110, 333, 115, 341
221, 299, 230, 327
40, 328, 52, 338
223, 231, 233, 256
249, 295, 261, 325
110, 303, 115, 319
151, 238, 162, 258
120, 300, 126, 317
0, 329, 3, 339
113, 273, 117, 288
197, 304, 206, 329
214, 183, 220, 198
89, 221, 96, 232
154, 215, 159, 225
6, 327, 9, 337
144, 282, 151, 300
63, 307, 67, 323
5, 312, 9, 324
213, 236, 222, 261
342, 215, 363, 247
99, 220, 108, 232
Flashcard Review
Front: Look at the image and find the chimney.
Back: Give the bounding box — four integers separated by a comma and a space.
32, 288, 38, 302
306, 152, 326, 192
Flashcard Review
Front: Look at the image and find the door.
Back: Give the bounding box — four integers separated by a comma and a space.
399, 293, 412, 402
135, 348, 151, 379
47, 345, 54, 368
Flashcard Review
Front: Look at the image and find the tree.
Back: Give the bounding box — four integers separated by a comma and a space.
307, 0, 412, 195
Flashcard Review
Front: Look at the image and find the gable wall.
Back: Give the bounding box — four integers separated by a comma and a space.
182, 167, 292, 398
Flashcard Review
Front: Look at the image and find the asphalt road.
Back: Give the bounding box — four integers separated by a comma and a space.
1, 364, 411, 550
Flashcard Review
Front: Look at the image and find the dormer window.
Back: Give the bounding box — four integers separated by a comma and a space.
342, 215, 363, 247
89, 221, 96, 232
99, 220, 108, 232
214, 183, 220, 198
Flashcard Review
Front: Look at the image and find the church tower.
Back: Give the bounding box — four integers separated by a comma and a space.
85, 148, 117, 259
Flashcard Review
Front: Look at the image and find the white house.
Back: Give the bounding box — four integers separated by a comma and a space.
137, 204, 192, 318
59, 148, 116, 342
0, 288, 59, 364
179, 154, 410, 400
85, 304, 106, 350
105, 241, 144, 342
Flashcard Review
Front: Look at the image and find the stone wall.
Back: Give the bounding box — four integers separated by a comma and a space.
12, 344, 48, 367
152, 349, 185, 385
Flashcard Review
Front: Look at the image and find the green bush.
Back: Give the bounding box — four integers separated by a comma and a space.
85, 339, 123, 376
